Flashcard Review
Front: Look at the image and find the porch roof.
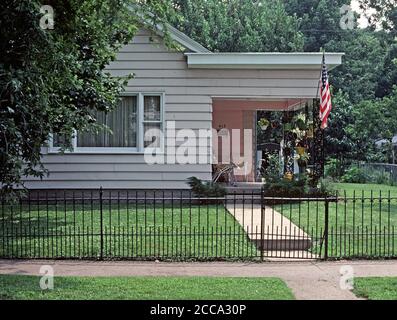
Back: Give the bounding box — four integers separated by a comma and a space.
185, 52, 344, 70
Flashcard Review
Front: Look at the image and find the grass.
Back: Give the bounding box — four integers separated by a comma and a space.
273, 183, 397, 258
0, 202, 259, 259
0, 275, 294, 300
353, 277, 397, 300
333, 183, 397, 197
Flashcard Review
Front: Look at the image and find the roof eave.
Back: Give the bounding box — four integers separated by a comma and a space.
185, 52, 344, 70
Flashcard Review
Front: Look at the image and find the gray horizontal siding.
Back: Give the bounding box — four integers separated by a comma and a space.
23, 180, 196, 190
110, 69, 320, 79
24, 172, 209, 181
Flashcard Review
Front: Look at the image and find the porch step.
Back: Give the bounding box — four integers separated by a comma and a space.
264, 251, 319, 261
225, 182, 263, 194
225, 203, 312, 252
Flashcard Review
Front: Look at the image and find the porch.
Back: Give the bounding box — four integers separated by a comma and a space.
212, 98, 325, 186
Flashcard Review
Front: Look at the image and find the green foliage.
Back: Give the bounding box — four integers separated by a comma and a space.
324, 90, 355, 159
325, 31, 389, 103
170, 0, 304, 52
325, 158, 346, 179
341, 166, 370, 184
187, 177, 226, 197
262, 178, 308, 198
350, 88, 397, 163
0, 0, 173, 192
360, 0, 397, 35
312, 177, 337, 197
262, 174, 335, 198
261, 152, 282, 184
283, 0, 350, 52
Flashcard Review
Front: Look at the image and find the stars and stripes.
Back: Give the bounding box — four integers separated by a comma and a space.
320, 53, 332, 129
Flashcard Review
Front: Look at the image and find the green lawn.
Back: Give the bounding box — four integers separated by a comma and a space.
353, 277, 397, 300
0, 275, 294, 300
0, 203, 259, 259
333, 183, 397, 197
274, 183, 397, 258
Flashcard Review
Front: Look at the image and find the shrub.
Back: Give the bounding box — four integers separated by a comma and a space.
371, 171, 391, 185
260, 152, 282, 184
262, 178, 308, 198
309, 178, 337, 197
325, 158, 346, 180
187, 177, 226, 197
341, 166, 370, 184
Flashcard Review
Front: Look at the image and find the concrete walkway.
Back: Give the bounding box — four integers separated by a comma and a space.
1, 259, 396, 300
226, 204, 314, 255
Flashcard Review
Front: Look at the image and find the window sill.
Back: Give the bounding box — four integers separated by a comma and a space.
47, 148, 164, 155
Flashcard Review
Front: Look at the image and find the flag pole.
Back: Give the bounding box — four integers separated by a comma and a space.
315, 48, 325, 100
314, 48, 326, 179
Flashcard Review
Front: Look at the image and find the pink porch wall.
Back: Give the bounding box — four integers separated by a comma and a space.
212, 99, 306, 181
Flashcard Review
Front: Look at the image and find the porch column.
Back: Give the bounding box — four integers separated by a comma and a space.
312, 98, 325, 182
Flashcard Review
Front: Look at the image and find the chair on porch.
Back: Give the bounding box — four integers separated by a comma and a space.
212, 162, 245, 186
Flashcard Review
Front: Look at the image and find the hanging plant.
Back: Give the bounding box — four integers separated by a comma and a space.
258, 118, 270, 131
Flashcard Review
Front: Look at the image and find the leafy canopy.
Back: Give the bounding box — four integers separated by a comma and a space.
170, 0, 304, 52
0, 0, 173, 192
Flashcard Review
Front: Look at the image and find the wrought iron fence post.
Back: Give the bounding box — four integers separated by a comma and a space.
324, 197, 330, 260
99, 187, 104, 260
260, 187, 265, 262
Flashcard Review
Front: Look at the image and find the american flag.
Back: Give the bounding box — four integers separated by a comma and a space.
320, 53, 332, 129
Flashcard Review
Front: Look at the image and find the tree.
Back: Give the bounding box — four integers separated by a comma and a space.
0, 0, 173, 193
375, 38, 397, 98
350, 86, 397, 163
324, 90, 355, 160
325, 29, 389, 103
170, 0, 304, 52
360, 0, 397, 35
283, 0, 350, 51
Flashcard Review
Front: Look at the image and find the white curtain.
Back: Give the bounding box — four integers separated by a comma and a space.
77, 96, 137, 148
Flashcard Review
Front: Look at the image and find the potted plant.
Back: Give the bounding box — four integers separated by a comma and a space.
296, 152, 310, 174
284, 172, 294, 181
258, 118, 270, 131
307, 124, 314, 138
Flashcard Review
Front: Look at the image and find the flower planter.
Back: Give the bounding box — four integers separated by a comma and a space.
296, 146, 306, 156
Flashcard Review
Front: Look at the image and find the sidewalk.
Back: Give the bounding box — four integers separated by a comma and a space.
1, 259, 396, 300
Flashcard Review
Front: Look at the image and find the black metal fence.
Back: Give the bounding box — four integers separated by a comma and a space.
1, 189, 396, 260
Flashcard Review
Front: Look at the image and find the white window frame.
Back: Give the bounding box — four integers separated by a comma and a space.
48, 92, 165, 154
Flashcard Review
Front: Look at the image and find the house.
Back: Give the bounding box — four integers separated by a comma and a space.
23, 25, 343, 190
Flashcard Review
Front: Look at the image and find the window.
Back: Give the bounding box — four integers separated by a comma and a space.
49, 93, 164, 153
143, 96, 162, 148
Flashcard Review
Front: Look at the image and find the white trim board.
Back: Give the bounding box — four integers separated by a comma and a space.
185, 52, 344, 70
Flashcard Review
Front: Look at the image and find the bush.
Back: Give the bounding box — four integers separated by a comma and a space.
187, 177, 226, 197
262, 178, 308, 198
371, 171, 391, 185
341, 166, 370, 183
325, 158, 346, 180
309, 178, 336, 197
263, 175, 336, 199
260, 152, 282, 184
